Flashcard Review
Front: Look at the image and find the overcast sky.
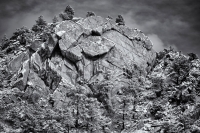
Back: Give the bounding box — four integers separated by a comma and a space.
0, 0, 200, 55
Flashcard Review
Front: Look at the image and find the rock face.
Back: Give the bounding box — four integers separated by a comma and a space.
55, 16, 156, 84
2, 16, 157, 106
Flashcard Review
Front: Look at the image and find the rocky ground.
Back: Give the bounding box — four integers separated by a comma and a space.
0, 10, 200, 133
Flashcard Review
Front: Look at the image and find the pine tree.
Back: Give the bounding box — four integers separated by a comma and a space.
36, 16, 47, 26
112, 86, 135, 131
58, 108, 75, 133
65, 85, 111, 132
64, 5, 75, 20
32, 16, 47, 32
83, 97, 111, 132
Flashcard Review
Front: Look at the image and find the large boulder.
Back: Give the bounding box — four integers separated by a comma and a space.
103, 30, 135, 67
29, 40, 43, 52
66, 45, 82, 62
55, 20, 85, 40
79, 36, 115, 57
30, 52, 43, 73
27, 70, 49, 96
77, 16, 115, 34
56, 21, 86, 62
7, 51, 29, 73
48, 55, 77, 85
12, 60, 30, 91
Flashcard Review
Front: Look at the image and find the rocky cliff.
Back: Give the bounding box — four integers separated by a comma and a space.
0, 13, 200, 133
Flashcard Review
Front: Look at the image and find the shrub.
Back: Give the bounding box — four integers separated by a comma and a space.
116, 15, 125, 25
191, 104, 200, 120
10, 26, 30, 40
188, 53, 198, 61
86, 11, 96, 17
32, 24, 41, 32
156, 51, 166, 60
149, 103, 164, 116
0, 35, 10, 50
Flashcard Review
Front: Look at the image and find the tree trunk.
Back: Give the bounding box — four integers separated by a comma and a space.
122, 100, 125, 130
75, 97, 79, 129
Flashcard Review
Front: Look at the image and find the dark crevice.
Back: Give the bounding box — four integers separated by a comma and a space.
50, 42, 64, 59
81, 45, 114, 62
102, 29, 113, 34
91, 30, 101, 36
5, 47, 14, 54
29, 48, 35, 57
76, 32, 90, 43
81, 51, 107, 61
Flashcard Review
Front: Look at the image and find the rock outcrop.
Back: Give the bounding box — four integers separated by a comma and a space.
1, 13, 199, 133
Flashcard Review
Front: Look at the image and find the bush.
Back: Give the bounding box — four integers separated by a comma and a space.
10, 26, 30, 40
32, 24, 41, 32
86, 11, 96, 17
1, 35, 10, 50
116, 15, 125, 25
156, 51, 166, 60
188, 53, 198, 61
149, 103, 164, 116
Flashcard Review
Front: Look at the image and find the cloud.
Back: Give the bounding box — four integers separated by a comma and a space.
122, 11, 142, 29
148, 34, 166, 52
148, 34, 177, 52
148, 34, 178, 52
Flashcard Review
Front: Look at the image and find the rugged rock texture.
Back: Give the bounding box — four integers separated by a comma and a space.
0, 14, 199, 133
